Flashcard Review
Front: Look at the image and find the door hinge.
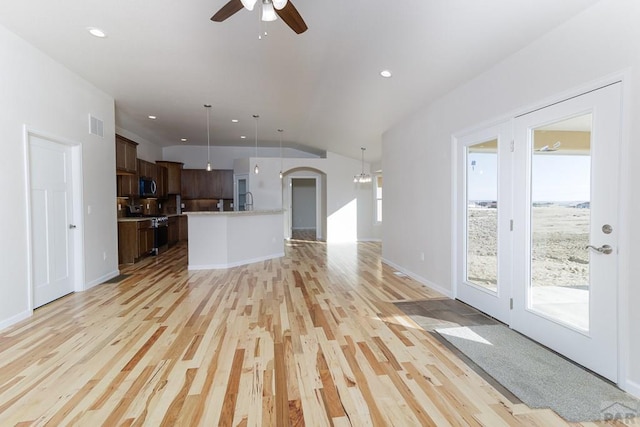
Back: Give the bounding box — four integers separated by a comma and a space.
510, 219, 514, 231
510, 298, 513, 310
510, 140, 515, 152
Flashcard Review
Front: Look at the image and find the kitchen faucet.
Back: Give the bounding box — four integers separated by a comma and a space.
245, 191, 253, 211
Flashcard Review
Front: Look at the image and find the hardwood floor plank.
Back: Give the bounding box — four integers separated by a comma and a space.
0, 241, 624, 426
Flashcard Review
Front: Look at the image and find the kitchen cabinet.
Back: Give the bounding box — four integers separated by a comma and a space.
117, 174, 139, 197
178, 215, 188, 241
168, 216, 179, 247
138, 159, 157, 180
156, 161, 183, 194
118, 219, 153, 264
156, 165, 168, 199
180, 169, 234, 199
115, 135, 138, 174
221, 170, 234, 199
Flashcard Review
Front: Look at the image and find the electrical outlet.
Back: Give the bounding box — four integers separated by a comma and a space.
87, 205, 92, 215
146, 203, 150, 209
420, 252, 425, 261
159, 203, 162, 209
181, 203, 185, 209
118, 203, 121, 211
103, 251, 107, 261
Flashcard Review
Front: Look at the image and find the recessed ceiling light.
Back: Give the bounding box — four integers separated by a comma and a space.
240, 136, 247, 139
380, 69, 392, 78
232, 119, 239, 123
148, 115, 157, 120
181, 138, 187, 142
87, 27, 107, 38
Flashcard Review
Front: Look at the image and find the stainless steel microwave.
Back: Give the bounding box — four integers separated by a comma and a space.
139, 177, 157, 197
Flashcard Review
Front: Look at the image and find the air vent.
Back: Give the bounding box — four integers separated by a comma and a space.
89, 114, 104, 138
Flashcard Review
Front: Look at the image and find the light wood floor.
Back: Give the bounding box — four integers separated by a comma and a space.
0, 241, 623, 426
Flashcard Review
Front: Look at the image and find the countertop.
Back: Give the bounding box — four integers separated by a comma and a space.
117, 214, 186, 222
184, 210, 283, 217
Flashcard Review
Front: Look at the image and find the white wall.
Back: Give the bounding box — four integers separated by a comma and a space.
0, 24, 118, 328
163, 145, 320, 170
229, 153, 375, 242
382, 0, 640, 394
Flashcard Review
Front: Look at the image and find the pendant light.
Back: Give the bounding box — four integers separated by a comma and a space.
253, 114, 260, 174
261, 0, 277, 22
278, 128, 284, 179
205, 104, 212, 172
353, 147, 371, 183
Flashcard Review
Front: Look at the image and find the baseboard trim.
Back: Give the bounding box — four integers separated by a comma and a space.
189, 252, 285, 271
0, 309, 32, 331
84, 269, 120, 290
621, 378, 640, 399
382, 258, 453, 298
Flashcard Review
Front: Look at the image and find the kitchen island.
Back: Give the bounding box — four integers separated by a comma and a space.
185, 210, 284, 270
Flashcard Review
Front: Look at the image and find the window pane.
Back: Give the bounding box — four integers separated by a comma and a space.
529, 114, 591, 331
466, 139, 498, 292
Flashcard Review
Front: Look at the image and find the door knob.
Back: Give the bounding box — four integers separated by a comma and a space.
586, 244, 613, 255
69, 224, 77, 229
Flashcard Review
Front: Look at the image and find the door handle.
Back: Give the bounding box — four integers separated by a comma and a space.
69, 224, 77, 229
586, 244, 613, 255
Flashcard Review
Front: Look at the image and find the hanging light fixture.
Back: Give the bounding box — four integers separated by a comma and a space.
272, 0, 288, 10
241, 0, 257, 10
205, 104, 212, 172
253, 114, 260, 174
278, 129, 284, 179
261, 0, 278, 21
354, 147, 372, 183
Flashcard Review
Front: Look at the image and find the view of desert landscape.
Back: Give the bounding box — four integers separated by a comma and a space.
467, 205, 590, 290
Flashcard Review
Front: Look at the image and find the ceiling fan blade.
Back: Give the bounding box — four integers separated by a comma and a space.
275, 1, 308, 34
211, 0, 244, 22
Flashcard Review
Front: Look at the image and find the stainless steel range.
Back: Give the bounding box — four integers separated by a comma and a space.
151, 216, 169, 255
126, 205, 168, 256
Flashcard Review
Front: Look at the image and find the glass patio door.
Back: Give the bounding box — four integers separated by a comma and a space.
456, 121, 512, 323
511, 83, 621, 381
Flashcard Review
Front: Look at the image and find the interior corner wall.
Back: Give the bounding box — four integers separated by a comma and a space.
0, 23, 118, 329
382, 0, 640, 392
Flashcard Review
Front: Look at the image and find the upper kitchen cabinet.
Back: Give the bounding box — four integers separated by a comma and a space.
115, 135, 138, 174
138, 159, 156, 180
221, 170, 234, 199
156, 165, 168, 199
180, 169, 234, 199
156, 161, 183, 195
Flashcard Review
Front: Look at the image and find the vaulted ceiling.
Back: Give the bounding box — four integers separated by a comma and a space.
0, 0, 601, 162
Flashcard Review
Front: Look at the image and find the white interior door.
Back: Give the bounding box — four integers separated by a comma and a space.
30, 136, 75, 308
511, 83, 621, 381
455, 121, 512, 323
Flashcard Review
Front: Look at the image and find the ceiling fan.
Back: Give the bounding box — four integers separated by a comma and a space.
211, 0, 308, 34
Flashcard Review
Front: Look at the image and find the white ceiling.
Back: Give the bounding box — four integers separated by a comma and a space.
0, 0, 601, 162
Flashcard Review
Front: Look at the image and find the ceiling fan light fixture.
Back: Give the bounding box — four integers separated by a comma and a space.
241, 0, 258, 11
261, 0, 278, 22
272, 0, 288, 10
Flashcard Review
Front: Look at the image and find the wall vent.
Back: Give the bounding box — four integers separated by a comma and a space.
89, 114, 104, 138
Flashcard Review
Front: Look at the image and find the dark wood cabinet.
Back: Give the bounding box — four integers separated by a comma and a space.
180, 169, 234, 200
138, 159, 156, 180
117, 174, 139, 197
118, 219, 153, 264
156, 165, 168, 199
156, 161, 183, 195
115, 135, 138, 174
221, 170, 234, 199
179, 215, 188, 241
168, 216, 179, 247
